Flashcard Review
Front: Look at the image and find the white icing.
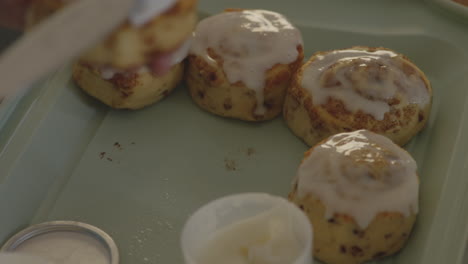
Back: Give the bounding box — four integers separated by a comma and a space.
100, 67, 120, 80
195, 204, 304, 264
296, 130, 419, 229
190, 10, 303, 115
301, 48, 430, 120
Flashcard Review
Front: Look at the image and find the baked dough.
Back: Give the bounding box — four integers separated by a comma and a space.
289, 192, 416, 264
186, 9, 304, 121
73, 62, 183, 109
283, 46, 432, 146
288, 130, 419, 264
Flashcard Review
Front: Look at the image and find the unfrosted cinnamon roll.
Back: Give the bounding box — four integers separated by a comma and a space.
186, 9, 304, 121
289, 130, 418, 264
283, 46, 432, 146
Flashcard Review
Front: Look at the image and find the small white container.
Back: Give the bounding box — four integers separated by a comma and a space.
181, 193, 312, 264
1, 221, 118, 264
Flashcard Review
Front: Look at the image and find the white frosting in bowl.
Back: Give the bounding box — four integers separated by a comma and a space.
181, 193, 312, 264
195, 205, 303, 264
190, 10, 303, 115
296, 130, 419, 229
301, 48, 430, 120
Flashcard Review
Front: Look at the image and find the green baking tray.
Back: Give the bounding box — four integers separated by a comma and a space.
1, 0, 468, 263
427, 0, 468, 21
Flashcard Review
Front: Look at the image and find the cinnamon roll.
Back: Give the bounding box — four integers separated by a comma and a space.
72, 62, 183, 109
283, 46, 432, 146
289, 130, 418, 264
186, 9, 304, 121
27, 0, 196, 109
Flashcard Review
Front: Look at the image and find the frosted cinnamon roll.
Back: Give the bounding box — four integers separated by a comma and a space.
283, 46, 432, 146
288, 130, 418, 264
186, 9, 304, 121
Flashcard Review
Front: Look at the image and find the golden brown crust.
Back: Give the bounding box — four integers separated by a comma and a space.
26, 0, 198, 68
186, 45, 304, 121
283, 46, 432, 146
72, 62, 183, 109
288, 186, 416, 264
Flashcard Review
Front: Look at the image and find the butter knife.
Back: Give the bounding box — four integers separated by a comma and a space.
0, 0, 136, 98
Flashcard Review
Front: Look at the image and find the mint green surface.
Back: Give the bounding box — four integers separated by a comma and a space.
1, 1, 468, 264
428, 0, 468, 22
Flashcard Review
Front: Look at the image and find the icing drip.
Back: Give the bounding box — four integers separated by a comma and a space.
191, 10, 303, 115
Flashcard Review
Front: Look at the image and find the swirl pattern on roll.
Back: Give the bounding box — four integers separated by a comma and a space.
302, 47, 430, 121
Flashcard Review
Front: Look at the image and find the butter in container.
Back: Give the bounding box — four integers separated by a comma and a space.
0, 221, 118, 264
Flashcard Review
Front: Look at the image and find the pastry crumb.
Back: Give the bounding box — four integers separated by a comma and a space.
114, 142, 123, 150
246, 147, 256, 156
224, 158, 237, 171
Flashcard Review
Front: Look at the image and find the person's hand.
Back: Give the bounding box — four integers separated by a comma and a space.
0, 0, 33, 30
